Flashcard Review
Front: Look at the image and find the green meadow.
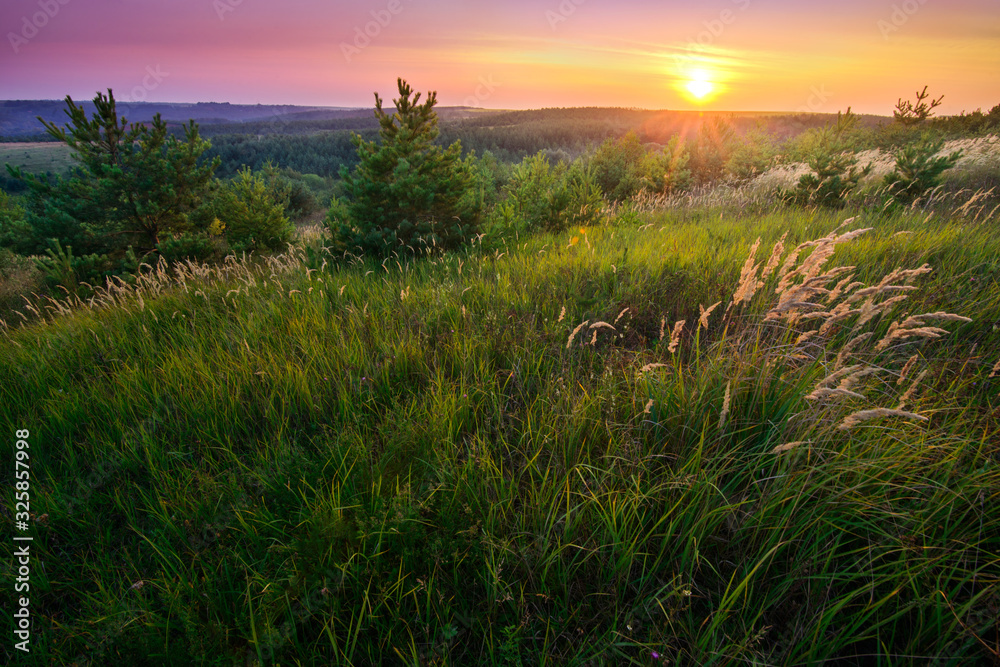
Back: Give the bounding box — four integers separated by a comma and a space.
0, 142, 75, 176
3, 200, 999, 664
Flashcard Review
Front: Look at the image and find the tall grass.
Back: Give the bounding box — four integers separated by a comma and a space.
2, 203, 998, 665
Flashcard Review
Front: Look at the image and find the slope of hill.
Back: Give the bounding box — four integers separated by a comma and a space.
2, 200, 998, 665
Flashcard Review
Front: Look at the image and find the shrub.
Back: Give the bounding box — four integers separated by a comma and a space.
0, 191, 32, 254
726, 127, 777, 180
591, 131, 690, 201
882, 138, 962, 204
893, 85, 943, 126
209, 167, 294, 252
156, 232, 224, 265
331, 78, 481, 256
34, 239, 112, 296
686, 117, 736, 183
261, 164, 319, 220
501, 153, 604, 235
0, 247, 43, 315
785, 108, 870, 207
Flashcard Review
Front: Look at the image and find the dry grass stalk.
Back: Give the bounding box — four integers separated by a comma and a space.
589, 321, 616, 331
990, 358, 1000, 378
614, 308, 629, 324
897, 354, 920, 385
567, 320, 589, 348
732, 238, 764, 305
897, 369, 928, 410
639, 363, 669, 373
668, 320, 686, 354
558, 306, 566, 323
718, 381, 731, 430
834, 332, 874, 370
761, 232, 788, 280
806, 387, 866, 401
644, 399, 654, 414
839, 408, 927, 430
875, 322, 951, 352
794, 330, 819, 346
699, 301, 722, 329
771, 440, 809, 454
659, 316, 667, 341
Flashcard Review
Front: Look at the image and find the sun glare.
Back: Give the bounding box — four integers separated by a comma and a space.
684, 70, 715, 102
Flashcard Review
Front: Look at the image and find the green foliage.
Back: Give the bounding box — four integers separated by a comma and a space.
785, 108, 871, 207
8, 89, 219, 255
0, 190, 31, 253
332, 78, 481, 257
725, 127, 777, 180
33, 239, 111, 295
501, 152, 604, 234
260, 163, 320, 220
883, 138, 962, 204
590, 131, 690, 201
686, 117, 737, 183
468, 150, 512, 210
156, 232, 224, 265
202, 167, 294, 252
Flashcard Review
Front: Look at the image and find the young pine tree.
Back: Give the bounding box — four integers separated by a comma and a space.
882, 138, 962, 205
8, 89, 219, 255
330, 78, 480, 256
787, 108, 870, 208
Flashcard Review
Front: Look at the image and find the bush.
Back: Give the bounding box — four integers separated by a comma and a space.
785, 108, 870, 207
882, 138, 962, 204
0, 191, 32, 254
726, 127, 777, 180
591, 131, 690, 201
207, 168, 294, 252
156, 232, 224, 265
331, 78, 481, 256
0, 247, 43, 315
501, 152, 604, 235
686, 117, 736, 183
33, 239, 112, 296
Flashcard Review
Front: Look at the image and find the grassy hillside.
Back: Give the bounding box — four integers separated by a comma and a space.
2, 203, 999, 665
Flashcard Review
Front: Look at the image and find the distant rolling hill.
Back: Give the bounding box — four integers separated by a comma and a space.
0, 100, 509, 138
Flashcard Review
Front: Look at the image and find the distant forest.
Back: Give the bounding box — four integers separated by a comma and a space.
3, 103, 998, 186
196, 108, 861, 179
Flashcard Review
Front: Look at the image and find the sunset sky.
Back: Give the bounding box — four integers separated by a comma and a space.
2, 0, 998, 115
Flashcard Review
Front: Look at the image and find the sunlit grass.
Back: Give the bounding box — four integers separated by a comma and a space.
2, 202, 999, 665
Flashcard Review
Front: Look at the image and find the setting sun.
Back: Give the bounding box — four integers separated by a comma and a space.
681, 69, 717, 103
686, 78, 714, 100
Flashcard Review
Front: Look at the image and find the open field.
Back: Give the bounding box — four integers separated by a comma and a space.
2, 197, 998, 665
0, 142, 75, 176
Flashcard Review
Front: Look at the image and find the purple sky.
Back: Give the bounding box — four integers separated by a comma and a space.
2, 0, 998, 113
